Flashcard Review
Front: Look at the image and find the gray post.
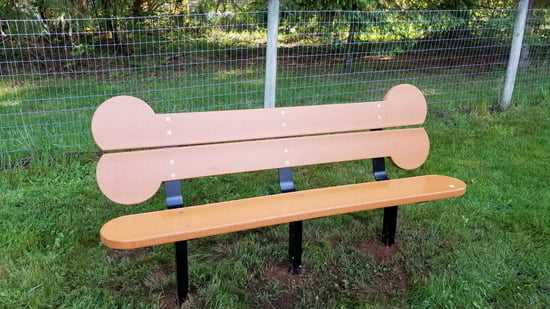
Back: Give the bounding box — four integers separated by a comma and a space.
264, 0, 279, 108
499, 0, 529, 111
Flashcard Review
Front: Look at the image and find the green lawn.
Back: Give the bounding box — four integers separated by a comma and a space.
0, 93, 548, 308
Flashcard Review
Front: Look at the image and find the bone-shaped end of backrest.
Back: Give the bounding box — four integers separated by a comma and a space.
97, 152, 162, 205
388, 128, 430, 170
92, 95, 155, 151
384, 84, 427, 124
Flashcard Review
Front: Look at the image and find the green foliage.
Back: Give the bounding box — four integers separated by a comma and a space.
292, 0, 378, 11
0, 0, 528, 23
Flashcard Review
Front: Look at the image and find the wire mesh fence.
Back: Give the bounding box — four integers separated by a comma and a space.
277, 9, 548, 111
0, 9, 549, 164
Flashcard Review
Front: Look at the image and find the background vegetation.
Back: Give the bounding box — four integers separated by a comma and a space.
0, 0, 539, 21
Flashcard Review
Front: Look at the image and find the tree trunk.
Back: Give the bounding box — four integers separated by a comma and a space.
99, 0, 124, 54
519, 0, 533, 68
132, 0, 146, 17
344, 3, 359, 70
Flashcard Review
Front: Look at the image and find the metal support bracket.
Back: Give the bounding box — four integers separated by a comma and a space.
279, 167, 295, 193
165, 180, 184, 209
372, 157, 388, 181
279, 167, 302, 274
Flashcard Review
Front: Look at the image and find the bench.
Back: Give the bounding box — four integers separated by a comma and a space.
92, 84, 466, 303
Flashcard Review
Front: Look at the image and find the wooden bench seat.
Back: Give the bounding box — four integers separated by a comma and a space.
91, 84, 466, 303
101, 175, 464, 249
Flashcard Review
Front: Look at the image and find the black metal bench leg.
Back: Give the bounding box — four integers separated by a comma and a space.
289, 221, 303, 274
279, 167, 302, 274
372, 157, 398, 247
164, 180, 188, 304
174, 240, 188, 304
382, 206, 398, 246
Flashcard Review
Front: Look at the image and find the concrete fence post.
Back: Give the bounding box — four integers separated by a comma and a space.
264, 0, 280, 109
499, 0, 530, 111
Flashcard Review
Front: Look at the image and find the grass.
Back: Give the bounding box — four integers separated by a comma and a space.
0, 93, 549, 308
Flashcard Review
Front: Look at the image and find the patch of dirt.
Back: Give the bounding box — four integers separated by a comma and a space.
146, 268, 190, 309
105, 247, 151, 262
357, 239, 400, 264
156, 290, 200, 309
263, 292, 299, 309
158, 287, 207, 309
366, 267, 409, 300
145, 270, 169, 286
157, 291, 178, 309
259, 264, 303, 309
356, 240, 410, 300
266, 266, 301, 290
158, 293, 178, 309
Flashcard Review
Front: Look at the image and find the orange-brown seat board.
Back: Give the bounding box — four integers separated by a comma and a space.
100, 175, 466, 249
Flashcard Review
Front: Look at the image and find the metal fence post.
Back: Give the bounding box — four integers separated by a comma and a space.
499, 0, 530, 111
264, 0, 279, 109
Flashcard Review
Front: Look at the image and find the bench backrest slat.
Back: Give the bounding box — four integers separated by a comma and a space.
92, 84, 426, 151
97, 128, 429, 205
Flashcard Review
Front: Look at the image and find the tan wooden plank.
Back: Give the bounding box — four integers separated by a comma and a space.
100, 175, 466, 249
96, 128, 429, 205
92, 84, 426, 151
